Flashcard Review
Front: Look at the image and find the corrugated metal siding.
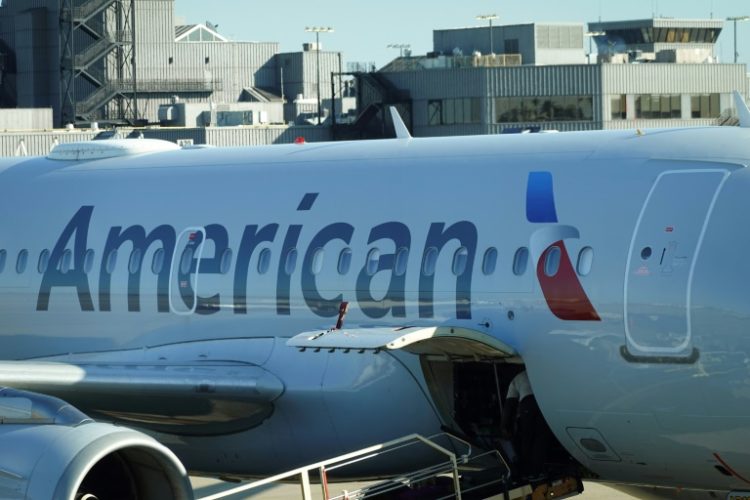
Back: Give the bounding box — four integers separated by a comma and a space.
601, 64, 747, 94
382, 68, 487, 98
602, 118, 718, 130
487, 65, 600, 96
0, 109, 53, 129
0, 125, 332, 157
0, 131, 98, 157
136, 0, 175, 45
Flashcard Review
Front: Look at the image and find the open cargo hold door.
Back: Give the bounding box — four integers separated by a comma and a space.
286, 326, 517, 360
288, 326, 520, 450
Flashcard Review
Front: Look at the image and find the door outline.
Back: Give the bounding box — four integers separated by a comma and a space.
169, 227, 206, 315
623, 168, 730, 361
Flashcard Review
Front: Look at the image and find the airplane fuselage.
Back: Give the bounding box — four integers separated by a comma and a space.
2, 127, 750, 494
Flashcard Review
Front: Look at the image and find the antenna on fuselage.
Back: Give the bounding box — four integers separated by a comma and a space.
733, 91, 750, 128
389, 106, 412, 140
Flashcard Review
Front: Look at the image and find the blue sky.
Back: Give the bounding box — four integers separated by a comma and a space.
175, 0, 750, 67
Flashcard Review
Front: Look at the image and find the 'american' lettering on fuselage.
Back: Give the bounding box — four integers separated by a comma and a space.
35, 199, 478, 320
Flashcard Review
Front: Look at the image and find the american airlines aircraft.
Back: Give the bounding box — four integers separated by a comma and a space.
1, 96, 750, 500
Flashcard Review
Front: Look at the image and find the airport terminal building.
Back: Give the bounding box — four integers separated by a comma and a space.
343, 19, 749, 138
0, 0, 342, 127
0, 2, 748, 153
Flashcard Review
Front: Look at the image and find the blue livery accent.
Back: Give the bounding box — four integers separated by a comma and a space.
526, 171, 558, 223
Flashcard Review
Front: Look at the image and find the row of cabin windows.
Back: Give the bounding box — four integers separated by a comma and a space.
0, 246, 595, 279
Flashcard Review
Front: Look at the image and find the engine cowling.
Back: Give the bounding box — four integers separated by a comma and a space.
0, 388, 193, 500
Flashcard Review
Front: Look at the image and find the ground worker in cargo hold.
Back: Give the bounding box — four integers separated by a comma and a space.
501, 370, 548, 478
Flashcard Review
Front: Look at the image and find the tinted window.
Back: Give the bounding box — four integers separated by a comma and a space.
38, 250, 50, 273
152, 248, 164, 274
311, 248, 324, 275
105, 250, 117, 274
422, 247, 438, 276
482, 247, 498, 275
544, 246, 561, 277
513, 247, 529, 276
284, 249, 297, 275
452, 247, 469, 276
84, 249, 95, 274
258, 248, 271, 274
180, 247, 194, 274
577, 247, 594, 276
60, 249, 73, 274
337, 248, 352, 275
219, 248, 232, 274
365, 248, 380, 276
16, 249, 28, 274
394, 247, 409, 277
128, 248, 142, 275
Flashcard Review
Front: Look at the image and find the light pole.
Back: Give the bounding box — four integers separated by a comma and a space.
476, 14, 499, 55
387, 43, 411, 57
305, 26, 334, 125
727, 16, 749, 63
584, 31, 606, 64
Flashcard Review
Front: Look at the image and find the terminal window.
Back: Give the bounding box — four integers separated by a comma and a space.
611, 95, 627, 120
428, 98, 481, 126
494, 96, 593, 123
635, 94, 680, 119
691, 94, 720, 118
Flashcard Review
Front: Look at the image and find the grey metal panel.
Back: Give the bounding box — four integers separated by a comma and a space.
0, 131, 98, 158
381, 68, 488, 99
487, 65, 600, 96
0, 109, 53, 130
601, 64, 747, 94
205, 126, 331, 146
602, 119, 718, 130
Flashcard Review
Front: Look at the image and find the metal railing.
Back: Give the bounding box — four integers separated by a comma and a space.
196, 433, 478, 500
73, 0, 117, 22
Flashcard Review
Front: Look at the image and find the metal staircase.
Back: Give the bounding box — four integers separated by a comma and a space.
60, 0, 137, 125
332, 71, 412, 140
193, 432, 584, 500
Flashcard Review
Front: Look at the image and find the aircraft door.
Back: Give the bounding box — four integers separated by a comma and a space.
623, 169, 729, 362
169, 227, 206, 315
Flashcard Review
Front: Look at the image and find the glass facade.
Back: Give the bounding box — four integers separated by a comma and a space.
494, 96, 593, 123
691, 94, 721, 118
635, 94, 681, 119
611, 95, 627, 120
428, 98, 481, 126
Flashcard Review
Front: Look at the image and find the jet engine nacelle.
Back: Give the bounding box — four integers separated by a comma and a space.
0, 388, 193, 500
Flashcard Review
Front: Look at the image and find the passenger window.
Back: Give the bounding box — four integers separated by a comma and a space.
544, 246, 561, 277
394, 247, 409, 277
152, 248, 164, 274
365, 248, 380, 276
180, 247, 194, 274
577, 247, 594, 276
60, 249, 73, 274
512, 247, 529, 276
422, 247, 438, 276
284, 248, 297, 275
84, 249, 95, 274
219, 248, 232, 274
452, 247, 469, 275
16, 249, 28, 274
258, 248, 271, 274
128, 248, 142, 275
38, 249, 50, 273
337, 248, 352, 275
482, 247, 498, 275
311, 248, 324, 275
0, 249, 6, 273
105, 250, 118, 274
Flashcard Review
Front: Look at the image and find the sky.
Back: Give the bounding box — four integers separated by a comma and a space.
174, 0, 750, 68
